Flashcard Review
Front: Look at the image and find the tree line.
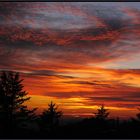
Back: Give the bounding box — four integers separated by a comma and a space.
0, 71, 140, 138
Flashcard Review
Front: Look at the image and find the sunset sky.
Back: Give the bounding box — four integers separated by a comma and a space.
0, 2, 140, 119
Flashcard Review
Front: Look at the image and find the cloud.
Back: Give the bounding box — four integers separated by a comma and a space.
0, 2, 140, 117
88, 96, 140, 102
26, 69, 76, 79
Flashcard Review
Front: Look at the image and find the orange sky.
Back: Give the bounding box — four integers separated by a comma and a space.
22, 66, 140, 119
0, 2, 140, 119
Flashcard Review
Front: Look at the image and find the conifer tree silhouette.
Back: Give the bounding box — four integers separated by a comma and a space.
94, 104, 110, 120
136, 107, 140, 121
40, 101, 62, 132
0, 71, 36, 134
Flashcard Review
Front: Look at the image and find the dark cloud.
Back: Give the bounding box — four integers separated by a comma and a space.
27, 69, 75, 79
42, 91, 92, 98
63, 80, 112, 88
0, 2, 140, 68
87, 96, 140, 102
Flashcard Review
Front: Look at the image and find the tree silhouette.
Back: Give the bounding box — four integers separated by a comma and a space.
39, 101, 62, 132
131, 106, 140, 122
136, 107, 140, 121
0, 71, 36, 134
94, 104, 110, 120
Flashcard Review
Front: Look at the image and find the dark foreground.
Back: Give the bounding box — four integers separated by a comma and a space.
0, 117, 140, 139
